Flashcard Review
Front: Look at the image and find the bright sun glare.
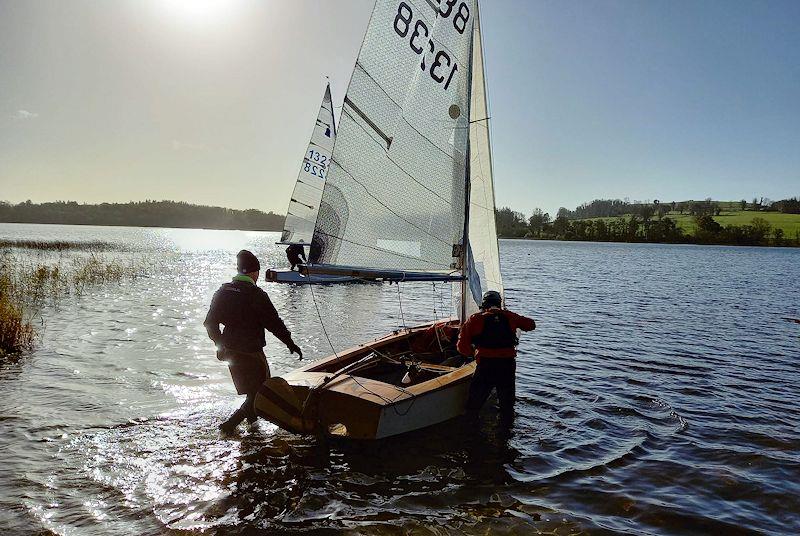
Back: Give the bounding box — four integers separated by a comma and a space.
159, 0, 238, 24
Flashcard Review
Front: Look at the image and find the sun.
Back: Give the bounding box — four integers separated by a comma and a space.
158, 0, 240, 25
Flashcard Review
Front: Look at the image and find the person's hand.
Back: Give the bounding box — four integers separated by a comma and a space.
215, 344, 226, 361
288, 342, 303, 360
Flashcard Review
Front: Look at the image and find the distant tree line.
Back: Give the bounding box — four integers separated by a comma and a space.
496, 208, 687, 243
770, 197, 800, 214
692, 215, 786, 246
496, 202, 799, 247
0, 200, 284, 231
558, 196, 800, 219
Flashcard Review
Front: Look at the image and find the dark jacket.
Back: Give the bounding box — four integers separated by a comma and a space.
204, 276, 293, 353
457, 308, 536, 362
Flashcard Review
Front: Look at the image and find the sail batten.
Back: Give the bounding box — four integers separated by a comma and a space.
279, 84, 337, 245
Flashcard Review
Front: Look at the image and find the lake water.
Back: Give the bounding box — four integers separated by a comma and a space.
0, 223, 798, 535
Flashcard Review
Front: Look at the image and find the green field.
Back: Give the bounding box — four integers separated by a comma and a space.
582, 210, 800, 237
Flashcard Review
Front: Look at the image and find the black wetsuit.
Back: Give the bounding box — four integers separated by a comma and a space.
286, 244, 306, 270
204, 276, 294, 426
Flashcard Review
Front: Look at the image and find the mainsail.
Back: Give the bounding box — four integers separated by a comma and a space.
310, 0, 475, 272
308, 0, 503, 312
279, 84, 337, 245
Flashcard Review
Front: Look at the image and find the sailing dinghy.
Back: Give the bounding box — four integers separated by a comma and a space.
265, 83, 356, 284
256, 0, 503, 439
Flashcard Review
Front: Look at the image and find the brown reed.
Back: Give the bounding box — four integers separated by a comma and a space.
0, 253, 145, 356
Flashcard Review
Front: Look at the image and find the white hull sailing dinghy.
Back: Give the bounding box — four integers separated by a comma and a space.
266, 83, 357, 284
256, 0, 503, 439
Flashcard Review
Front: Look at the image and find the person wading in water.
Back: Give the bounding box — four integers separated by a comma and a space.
285, 243, 307, 271
204, 250, 303, 433
457, 290, 536, 426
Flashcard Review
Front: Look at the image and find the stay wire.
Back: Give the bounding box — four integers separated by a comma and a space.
432, 281, 438, 321
307, 275, 338, 359
304, 277, 427, 418
396, 279, 407, 331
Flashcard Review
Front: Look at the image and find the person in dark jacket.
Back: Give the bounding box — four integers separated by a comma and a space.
204, 249, 303, 433
286, 244, 307, 271
457, 290, 536, 425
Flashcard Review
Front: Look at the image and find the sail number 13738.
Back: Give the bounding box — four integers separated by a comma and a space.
392, 1, 471, 91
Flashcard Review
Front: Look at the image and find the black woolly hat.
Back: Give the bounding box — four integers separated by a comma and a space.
236, 250, 260, 274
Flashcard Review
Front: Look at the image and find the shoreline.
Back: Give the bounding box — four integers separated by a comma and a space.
1, 221, 796, 248
498, 236, 800, 248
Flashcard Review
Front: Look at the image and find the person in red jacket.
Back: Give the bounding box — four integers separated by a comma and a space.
457, 290, 536, 424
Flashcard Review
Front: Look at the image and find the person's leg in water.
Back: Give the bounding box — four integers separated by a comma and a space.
220, 391, 258, 432
244, 391, 258, 422
244, 353, 270, 424
466, 360, 496, 421
220, 403, 247, 433
220, 352, 270, 433
495, 359, 516, 428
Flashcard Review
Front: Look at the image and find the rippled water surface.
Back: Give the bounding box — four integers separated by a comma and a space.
1, 223, 798, 535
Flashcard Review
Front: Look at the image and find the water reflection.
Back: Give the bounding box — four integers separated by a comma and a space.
0, 225, 798, 534
153, 228, 265, 253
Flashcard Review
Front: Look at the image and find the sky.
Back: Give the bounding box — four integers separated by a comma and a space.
1, 0, 798, 217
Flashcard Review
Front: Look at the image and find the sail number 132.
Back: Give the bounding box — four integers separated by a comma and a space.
393, 1, 471, 91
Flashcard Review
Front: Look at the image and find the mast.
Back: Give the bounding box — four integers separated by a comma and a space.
460, 0, 478, 322
327, 77, 337, 138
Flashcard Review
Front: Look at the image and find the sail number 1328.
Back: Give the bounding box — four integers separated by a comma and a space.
392, 1, 471, 91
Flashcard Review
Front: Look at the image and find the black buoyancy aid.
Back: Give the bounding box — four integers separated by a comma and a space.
473, 311, 518, 349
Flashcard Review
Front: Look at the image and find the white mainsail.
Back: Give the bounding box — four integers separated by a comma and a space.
307, 0, 502, 310
279, 84, 337, 245
310, 0, 475, 272
464, 1, 503, 314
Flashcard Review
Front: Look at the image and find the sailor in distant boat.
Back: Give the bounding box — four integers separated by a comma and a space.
285, 243, 307, 271
457, 291, 536, 425
204, 249, 303, 434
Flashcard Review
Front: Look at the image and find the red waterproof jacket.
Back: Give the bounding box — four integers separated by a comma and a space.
456, 308, 536, 362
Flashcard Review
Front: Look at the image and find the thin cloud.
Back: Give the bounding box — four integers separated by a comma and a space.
14, 109, 39, 120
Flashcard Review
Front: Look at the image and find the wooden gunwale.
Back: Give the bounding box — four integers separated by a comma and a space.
282, 318, 473, 408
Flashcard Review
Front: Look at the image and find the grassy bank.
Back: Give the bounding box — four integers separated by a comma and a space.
0, 250, 145, 357
667, 211, 800, 236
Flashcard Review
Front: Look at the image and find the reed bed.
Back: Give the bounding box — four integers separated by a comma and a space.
0, 252, 145, 357
0, 267, 35, 356
0, 239, 121, 251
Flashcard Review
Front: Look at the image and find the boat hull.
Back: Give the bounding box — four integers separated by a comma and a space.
373, 370, 472, 438
254, 320, 473, 439
264, 268, 356, 284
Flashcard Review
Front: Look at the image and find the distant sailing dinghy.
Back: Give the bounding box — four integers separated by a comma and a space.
265, 83, 354, 284
256, 0, 504, 439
